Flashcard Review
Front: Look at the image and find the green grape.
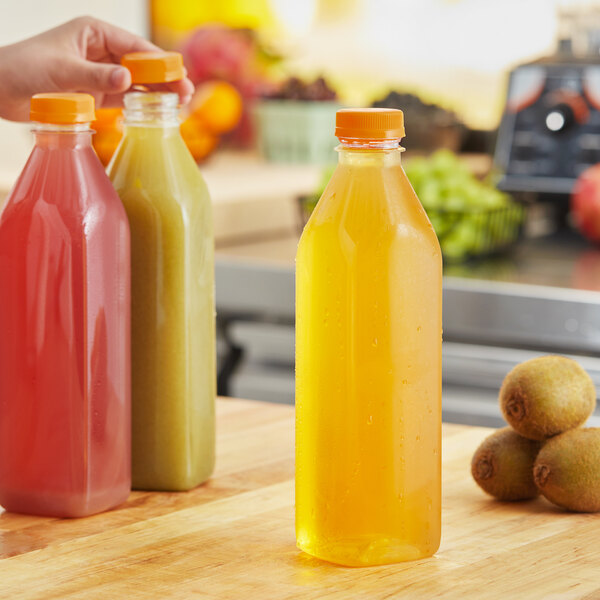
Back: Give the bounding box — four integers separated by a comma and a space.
444, 195, 468, 212
431, 149, 461, 172
419, 180, 444, 210
404, 157, 429, 185
441, 237, 468, 261
485, 214, 502, 243
442, 218, 481, 258
428, 211, 458, 238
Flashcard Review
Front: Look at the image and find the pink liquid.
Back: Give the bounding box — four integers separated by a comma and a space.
0, 127, 131, 517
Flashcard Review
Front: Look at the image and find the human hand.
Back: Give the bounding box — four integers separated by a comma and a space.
0, 16, 195, 122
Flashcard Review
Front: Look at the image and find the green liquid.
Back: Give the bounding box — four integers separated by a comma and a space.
109, 124, 215, 491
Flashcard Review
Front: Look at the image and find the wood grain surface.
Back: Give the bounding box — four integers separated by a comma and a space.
0, 397, 599, 599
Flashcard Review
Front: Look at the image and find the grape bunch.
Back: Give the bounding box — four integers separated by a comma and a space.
405, 150, 524, 262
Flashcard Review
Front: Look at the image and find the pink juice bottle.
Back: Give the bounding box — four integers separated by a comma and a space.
0, 94, 131, 517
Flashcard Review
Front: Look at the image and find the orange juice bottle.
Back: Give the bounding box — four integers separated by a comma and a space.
295, 109, 442, 566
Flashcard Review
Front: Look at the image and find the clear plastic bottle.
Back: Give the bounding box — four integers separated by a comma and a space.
108, 53, 215, 491
295, 109, 442, 566
0, 93, 131, 517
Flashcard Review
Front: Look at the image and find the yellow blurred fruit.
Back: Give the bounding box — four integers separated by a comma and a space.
190, 80, 243, 135
180, 117, 219, 162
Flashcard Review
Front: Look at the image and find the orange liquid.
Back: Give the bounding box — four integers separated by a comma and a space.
0, 128, 131, 517
295, 146, 442, 566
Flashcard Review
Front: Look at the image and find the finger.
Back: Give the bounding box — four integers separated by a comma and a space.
100, 92, 189, 108
100, 84, 192, 109
99, 93, 126, 108
56, 58, 132, 93
74, 16, 160, 62
169, 77, 196, 99
140, 78, 196, 104
73, 18, 195, 102
160, 79, 195, 104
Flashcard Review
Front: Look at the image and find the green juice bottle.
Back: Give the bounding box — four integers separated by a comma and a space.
108, 52, 215, 491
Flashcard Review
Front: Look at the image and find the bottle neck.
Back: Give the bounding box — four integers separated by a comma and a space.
123, 91, 180, 128
32, 123, 93, 149
337, 138, 404, 167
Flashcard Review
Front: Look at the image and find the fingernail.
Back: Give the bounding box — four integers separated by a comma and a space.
181, 94, 192, 105
110, 67, 129, 89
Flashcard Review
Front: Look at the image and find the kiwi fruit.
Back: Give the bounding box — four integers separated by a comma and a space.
499, 355, 596, 441
471, 427, 542, 501
533, 428, 600, 512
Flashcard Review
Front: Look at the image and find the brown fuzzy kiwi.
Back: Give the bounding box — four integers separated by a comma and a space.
499, 355, 596, 441
534, 428, 600, 512
471, 427, 542, 501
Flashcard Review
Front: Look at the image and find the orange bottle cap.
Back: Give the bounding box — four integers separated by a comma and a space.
121, 51, 185, 84
30, 93, 95, 124
335, 108, 405, 140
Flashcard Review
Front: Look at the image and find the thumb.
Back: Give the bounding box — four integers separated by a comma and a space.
56, 60, 131, 93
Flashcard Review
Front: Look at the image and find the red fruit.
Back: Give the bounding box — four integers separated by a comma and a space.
181, 26, 258, 88
180, 25, 273, 146
571, 164, 600, 243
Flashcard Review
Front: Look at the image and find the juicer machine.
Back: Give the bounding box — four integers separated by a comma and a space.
495, 55, 600, 197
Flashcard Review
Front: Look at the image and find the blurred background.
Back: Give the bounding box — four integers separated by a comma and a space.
3, 0, 600, 426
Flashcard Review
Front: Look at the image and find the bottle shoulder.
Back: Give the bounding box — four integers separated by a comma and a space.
305, 163, 437, 239
2, 146, 125, 217
108, 134, 211, 208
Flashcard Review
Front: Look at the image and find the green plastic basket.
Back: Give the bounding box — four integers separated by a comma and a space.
254, 100, 341, 164
427, 204, 525, 263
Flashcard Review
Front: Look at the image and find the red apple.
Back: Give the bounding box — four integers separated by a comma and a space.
571, 164, 600, 243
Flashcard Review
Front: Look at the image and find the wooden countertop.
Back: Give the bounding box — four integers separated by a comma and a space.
1, 397, 599, 599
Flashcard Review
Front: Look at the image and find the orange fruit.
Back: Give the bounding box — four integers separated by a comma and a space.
93, 135, 122, 166
93, 108, 123, 128
92, 108, 123, 166
180, 117, 219, 162
190, 81, 243, 135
